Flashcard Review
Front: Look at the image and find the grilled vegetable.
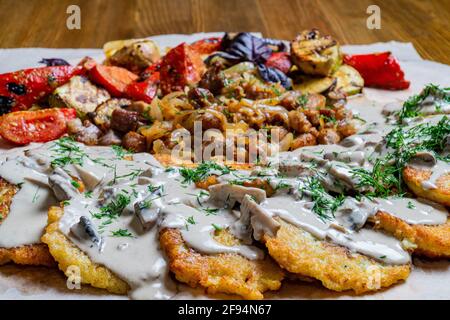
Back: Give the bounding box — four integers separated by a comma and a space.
0, 108, 76, 145
92, 98, 131, 131
104, 39, 160, 73
291, 29, 342, 76
0, 65, 85, 114
332, 65, 364, 96
190, 37, 222, 55
49, 76, 111, 116
265, 52, 292, 74
343, 52, 410, 90
293, 76, 336, 94
90, 65, 138, 97
159, 43, 206, 94
125, 71, 159, 104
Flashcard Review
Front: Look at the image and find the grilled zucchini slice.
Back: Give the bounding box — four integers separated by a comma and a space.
291, 29, 342, 77
293, 76, 336, 94
333, 65, 364, 96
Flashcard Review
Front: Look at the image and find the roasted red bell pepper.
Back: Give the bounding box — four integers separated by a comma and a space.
125, 72, 160, 104
190, 37, 222, 55
0, 108, 76, 145
0, 66, 85, 114
90, 64, 138, 97
265, 52, 292, 74
343, 52, 410, 90
159, 43, 206, 94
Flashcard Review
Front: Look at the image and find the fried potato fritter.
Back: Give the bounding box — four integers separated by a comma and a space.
160, 228, 284, 300
403, 166, 450, 206
0, 178, 54, 267
372, 211, 450, 258
41, 206, 129, 294
262, 219, 410, 294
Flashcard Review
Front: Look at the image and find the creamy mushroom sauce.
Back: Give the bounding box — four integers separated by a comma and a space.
0, 95, 448, 299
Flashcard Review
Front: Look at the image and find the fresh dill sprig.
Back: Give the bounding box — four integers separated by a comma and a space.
92, 193, 131, 220
397, 84, 450, 123
179, 162, 233, 184
298, 177, 345, 221
352, 116, 450, 198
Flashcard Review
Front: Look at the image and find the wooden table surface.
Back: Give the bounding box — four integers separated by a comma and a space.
0, 0, 449, 64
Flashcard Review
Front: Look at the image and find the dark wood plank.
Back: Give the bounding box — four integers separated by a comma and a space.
0, 0, 448, 63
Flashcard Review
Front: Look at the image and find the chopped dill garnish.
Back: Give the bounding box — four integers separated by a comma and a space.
71, 180, 80, 188
185, 216, 196, 230
352, 115, 450, 198
50, 137, 86, 167
407, 201, 416, 209
179, 162, 232, 184
298, 177, 345, 221
92, 193, 131, 220
111, 229, 134, 238
397, 84, 450, 122
201, 207, 219, 216
111, 145, 131, 159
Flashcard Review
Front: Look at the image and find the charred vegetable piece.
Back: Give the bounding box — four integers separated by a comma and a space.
293, 76, 336, 94
104, 39, 160, 73
332, 65, 364, 96
90, 65, 138, 97
92, 98, 131, 131
190, 37, 222, 55
343, 52, 410, 90
159, 43, 206, 94
265, 52, 292, 74
39, 58, 70, 66
0, 65, 85, 113
49, 76, 111, 116
125, 71, 159, 104
291, 29, 342, 76
0, 108, 76, 145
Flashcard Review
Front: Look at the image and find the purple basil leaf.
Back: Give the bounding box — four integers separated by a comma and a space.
257, 64, 292, 89
39, 58, 70, 66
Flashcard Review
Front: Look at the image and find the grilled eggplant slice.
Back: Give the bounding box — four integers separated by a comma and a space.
49, 76, 111, 116
291, 29, 342, 76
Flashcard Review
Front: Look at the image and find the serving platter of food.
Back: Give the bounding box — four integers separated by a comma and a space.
0, 31, 449, 300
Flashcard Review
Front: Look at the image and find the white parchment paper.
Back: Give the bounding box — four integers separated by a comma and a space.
0, 33, 449, 300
